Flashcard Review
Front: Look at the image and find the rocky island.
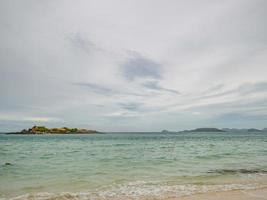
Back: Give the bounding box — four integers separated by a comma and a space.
7, 126, 99, 134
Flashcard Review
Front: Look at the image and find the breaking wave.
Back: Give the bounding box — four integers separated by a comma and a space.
7, 182, 267, 200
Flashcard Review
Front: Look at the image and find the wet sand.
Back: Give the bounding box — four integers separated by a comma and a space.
6, 188, 267, 200
166, 188, 267, 200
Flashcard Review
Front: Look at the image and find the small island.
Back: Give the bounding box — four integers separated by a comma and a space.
7, 126, 99, 134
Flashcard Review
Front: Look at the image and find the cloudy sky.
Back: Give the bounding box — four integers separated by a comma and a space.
0, 0, 267, 132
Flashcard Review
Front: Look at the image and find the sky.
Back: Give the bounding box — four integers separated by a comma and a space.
0, 0, 267, 132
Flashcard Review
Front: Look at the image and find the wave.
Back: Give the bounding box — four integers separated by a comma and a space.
7, 182, 267, 200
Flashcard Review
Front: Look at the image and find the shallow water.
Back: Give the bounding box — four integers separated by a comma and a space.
0, 132, 267, 199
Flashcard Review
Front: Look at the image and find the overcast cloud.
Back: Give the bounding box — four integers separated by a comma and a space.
0, 0, 267, 132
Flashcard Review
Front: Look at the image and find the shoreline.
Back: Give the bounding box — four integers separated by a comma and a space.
174, 187, 267, 200
4, 187, 267, 200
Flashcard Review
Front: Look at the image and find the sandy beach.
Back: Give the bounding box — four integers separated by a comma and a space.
1, 0, 267, 199
10, 188, 267, 200
170, 188, 267, 200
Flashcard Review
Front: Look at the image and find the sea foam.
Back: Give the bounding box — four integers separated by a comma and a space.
8, 182, 266, 200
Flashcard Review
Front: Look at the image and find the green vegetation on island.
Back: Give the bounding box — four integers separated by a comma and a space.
9, 126, 99, 134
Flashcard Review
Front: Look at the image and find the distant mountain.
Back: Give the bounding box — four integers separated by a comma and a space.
222, 128, 264, 132
222, 128, 244, 132
181, 128, 225, 132
190, 128, 225, 132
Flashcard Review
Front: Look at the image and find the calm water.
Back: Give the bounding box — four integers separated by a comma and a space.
0, 132, 267, 199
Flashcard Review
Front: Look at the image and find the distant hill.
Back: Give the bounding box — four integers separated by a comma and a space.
190, 128, 225, 132
181, 128, 225, 132
222, 128, 265, 132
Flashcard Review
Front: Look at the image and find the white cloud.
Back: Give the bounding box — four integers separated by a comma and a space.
0, 114, 61, 122
0, 0, 267, 131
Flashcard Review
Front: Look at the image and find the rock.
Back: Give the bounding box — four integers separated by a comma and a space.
5, 162, 12, 166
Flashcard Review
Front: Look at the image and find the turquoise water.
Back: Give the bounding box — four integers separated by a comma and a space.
0, 132, 267, 199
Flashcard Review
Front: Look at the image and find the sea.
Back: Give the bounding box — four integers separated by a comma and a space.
0, 131, 267, 199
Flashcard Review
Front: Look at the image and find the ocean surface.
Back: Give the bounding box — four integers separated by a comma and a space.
0, 132, 267, 199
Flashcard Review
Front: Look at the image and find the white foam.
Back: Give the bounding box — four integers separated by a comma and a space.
7, 182, 267, 200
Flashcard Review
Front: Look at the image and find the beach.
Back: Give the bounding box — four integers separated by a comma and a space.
176, 188, 267, 200
6, 186, 267, 200
1, 0, 267, 199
